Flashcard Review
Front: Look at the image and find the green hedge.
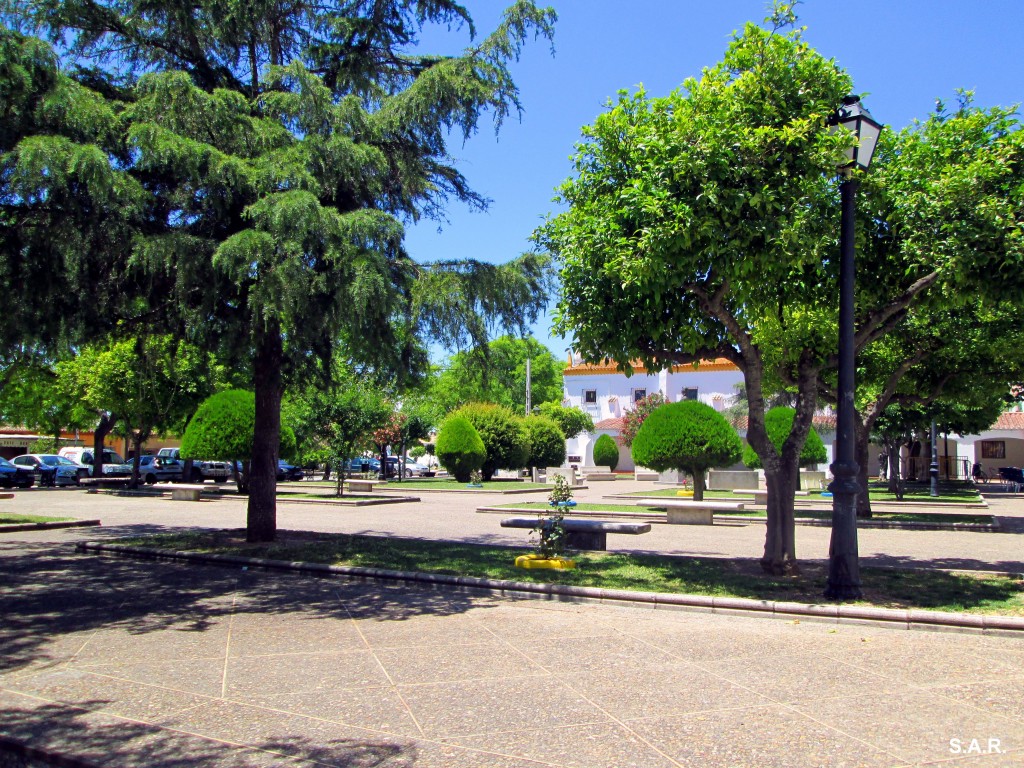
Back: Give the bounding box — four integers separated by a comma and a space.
742, 406, 827, 469
450, 403, 529, 480
435, 415, 486, 483
592, 433, 620, 470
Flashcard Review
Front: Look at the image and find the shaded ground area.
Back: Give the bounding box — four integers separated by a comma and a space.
2, 536, 1024, 767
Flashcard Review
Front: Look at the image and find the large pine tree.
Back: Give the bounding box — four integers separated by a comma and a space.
1, 1, 555, 540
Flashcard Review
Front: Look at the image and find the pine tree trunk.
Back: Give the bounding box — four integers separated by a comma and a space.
247, 323, 282, 543
761, 463, 800, 575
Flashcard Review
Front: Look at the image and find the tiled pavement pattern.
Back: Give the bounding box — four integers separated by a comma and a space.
2, 539, 1023, 767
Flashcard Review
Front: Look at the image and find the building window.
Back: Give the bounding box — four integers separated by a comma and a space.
683, 387, 698, 401
583, 389, 597, 404
981, 440, 1005, 459
633, 388, 647, 404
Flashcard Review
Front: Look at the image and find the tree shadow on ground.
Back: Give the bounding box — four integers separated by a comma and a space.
0, 697, 422, 767
0, 531, 502, 681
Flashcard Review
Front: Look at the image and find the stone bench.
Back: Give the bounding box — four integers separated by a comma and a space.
640, 499, 745, 525
346, 479, 385, 493
169, 484, 207, 501
500, 517, 651, 551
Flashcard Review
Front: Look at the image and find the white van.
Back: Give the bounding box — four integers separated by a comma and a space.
58, 447, 133, 477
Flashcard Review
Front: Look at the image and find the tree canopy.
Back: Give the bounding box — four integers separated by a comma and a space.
2, 1, 557, 541
427, 336, 563, 417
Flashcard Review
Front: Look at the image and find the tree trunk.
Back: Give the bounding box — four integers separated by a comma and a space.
92, 413, 117, 478
692, 469, 706, 501
761, 463, 799, 575
247, 323, 282, 543
130, 431, 144, 489
854, 419, 873, 519
886, 439, 900, 494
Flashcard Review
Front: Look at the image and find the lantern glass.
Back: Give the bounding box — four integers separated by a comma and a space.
828, 96, 883, 170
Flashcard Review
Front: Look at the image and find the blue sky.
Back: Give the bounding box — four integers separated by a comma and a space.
406, 0, 1024, 363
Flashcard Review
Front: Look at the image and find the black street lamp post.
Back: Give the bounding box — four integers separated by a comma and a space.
825, 95, 882, 600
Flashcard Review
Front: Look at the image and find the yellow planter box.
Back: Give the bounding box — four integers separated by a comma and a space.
515, 554, 576, 570
676, 489, 694, 497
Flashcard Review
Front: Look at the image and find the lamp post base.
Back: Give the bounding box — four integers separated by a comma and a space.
826, 463, 862, 600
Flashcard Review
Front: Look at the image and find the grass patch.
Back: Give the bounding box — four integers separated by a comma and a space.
1, 513, 75, 525
116, 530, 1024, 616
499, 502, 994, 525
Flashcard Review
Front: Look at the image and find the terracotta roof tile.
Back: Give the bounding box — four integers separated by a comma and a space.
594, 417, 625, 431
564, 357, 740, 376
992, 412, 1024, 430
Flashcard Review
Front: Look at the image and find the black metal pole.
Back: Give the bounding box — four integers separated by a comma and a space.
825, 173, 863, 600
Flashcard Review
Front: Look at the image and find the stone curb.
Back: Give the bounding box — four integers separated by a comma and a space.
0, 519, 101, 533
475, 506, 998, 531
276, 495, 421, 507
76, 541, 1024, 634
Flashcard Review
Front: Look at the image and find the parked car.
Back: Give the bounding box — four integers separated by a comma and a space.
276, 461, 304, 482
402, 458, 433, 477
57, 447, 133, 477
156, 448, 232, 483
12, 454, 81, 486
191, 460, 231, 483
0, 456, 35, 488
342, 457, 380, 475
137, 455, 184, 484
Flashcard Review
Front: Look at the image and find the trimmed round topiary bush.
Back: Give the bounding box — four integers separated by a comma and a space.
631, 400, 742, 500
451, 403, 529, 480
742, 406, 827, 469
181, 389, 295, 491
182, 389, 296, 462
435, 415, 486, 483
523, 415, 567, 470
592, 433, 620, 471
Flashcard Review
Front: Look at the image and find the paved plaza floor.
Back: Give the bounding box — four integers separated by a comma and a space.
1, 483, 1023, 766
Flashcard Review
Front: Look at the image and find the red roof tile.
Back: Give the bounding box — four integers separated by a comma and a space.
992, 412, 1024, 430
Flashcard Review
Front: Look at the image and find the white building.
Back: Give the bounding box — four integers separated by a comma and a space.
560, 350, 1024, 484
561, 353, 745, 471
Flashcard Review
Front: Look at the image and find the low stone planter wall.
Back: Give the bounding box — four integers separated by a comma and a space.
800, 470, 827, 490
708, 469, 759, 490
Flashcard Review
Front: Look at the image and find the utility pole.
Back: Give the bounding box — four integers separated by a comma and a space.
525, 356, 532, 416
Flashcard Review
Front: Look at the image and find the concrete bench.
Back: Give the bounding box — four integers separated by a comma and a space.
500, 517, 651, 551
346, 479, 385, 493
640, 499, 745, 525
169, 484, 207, 501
